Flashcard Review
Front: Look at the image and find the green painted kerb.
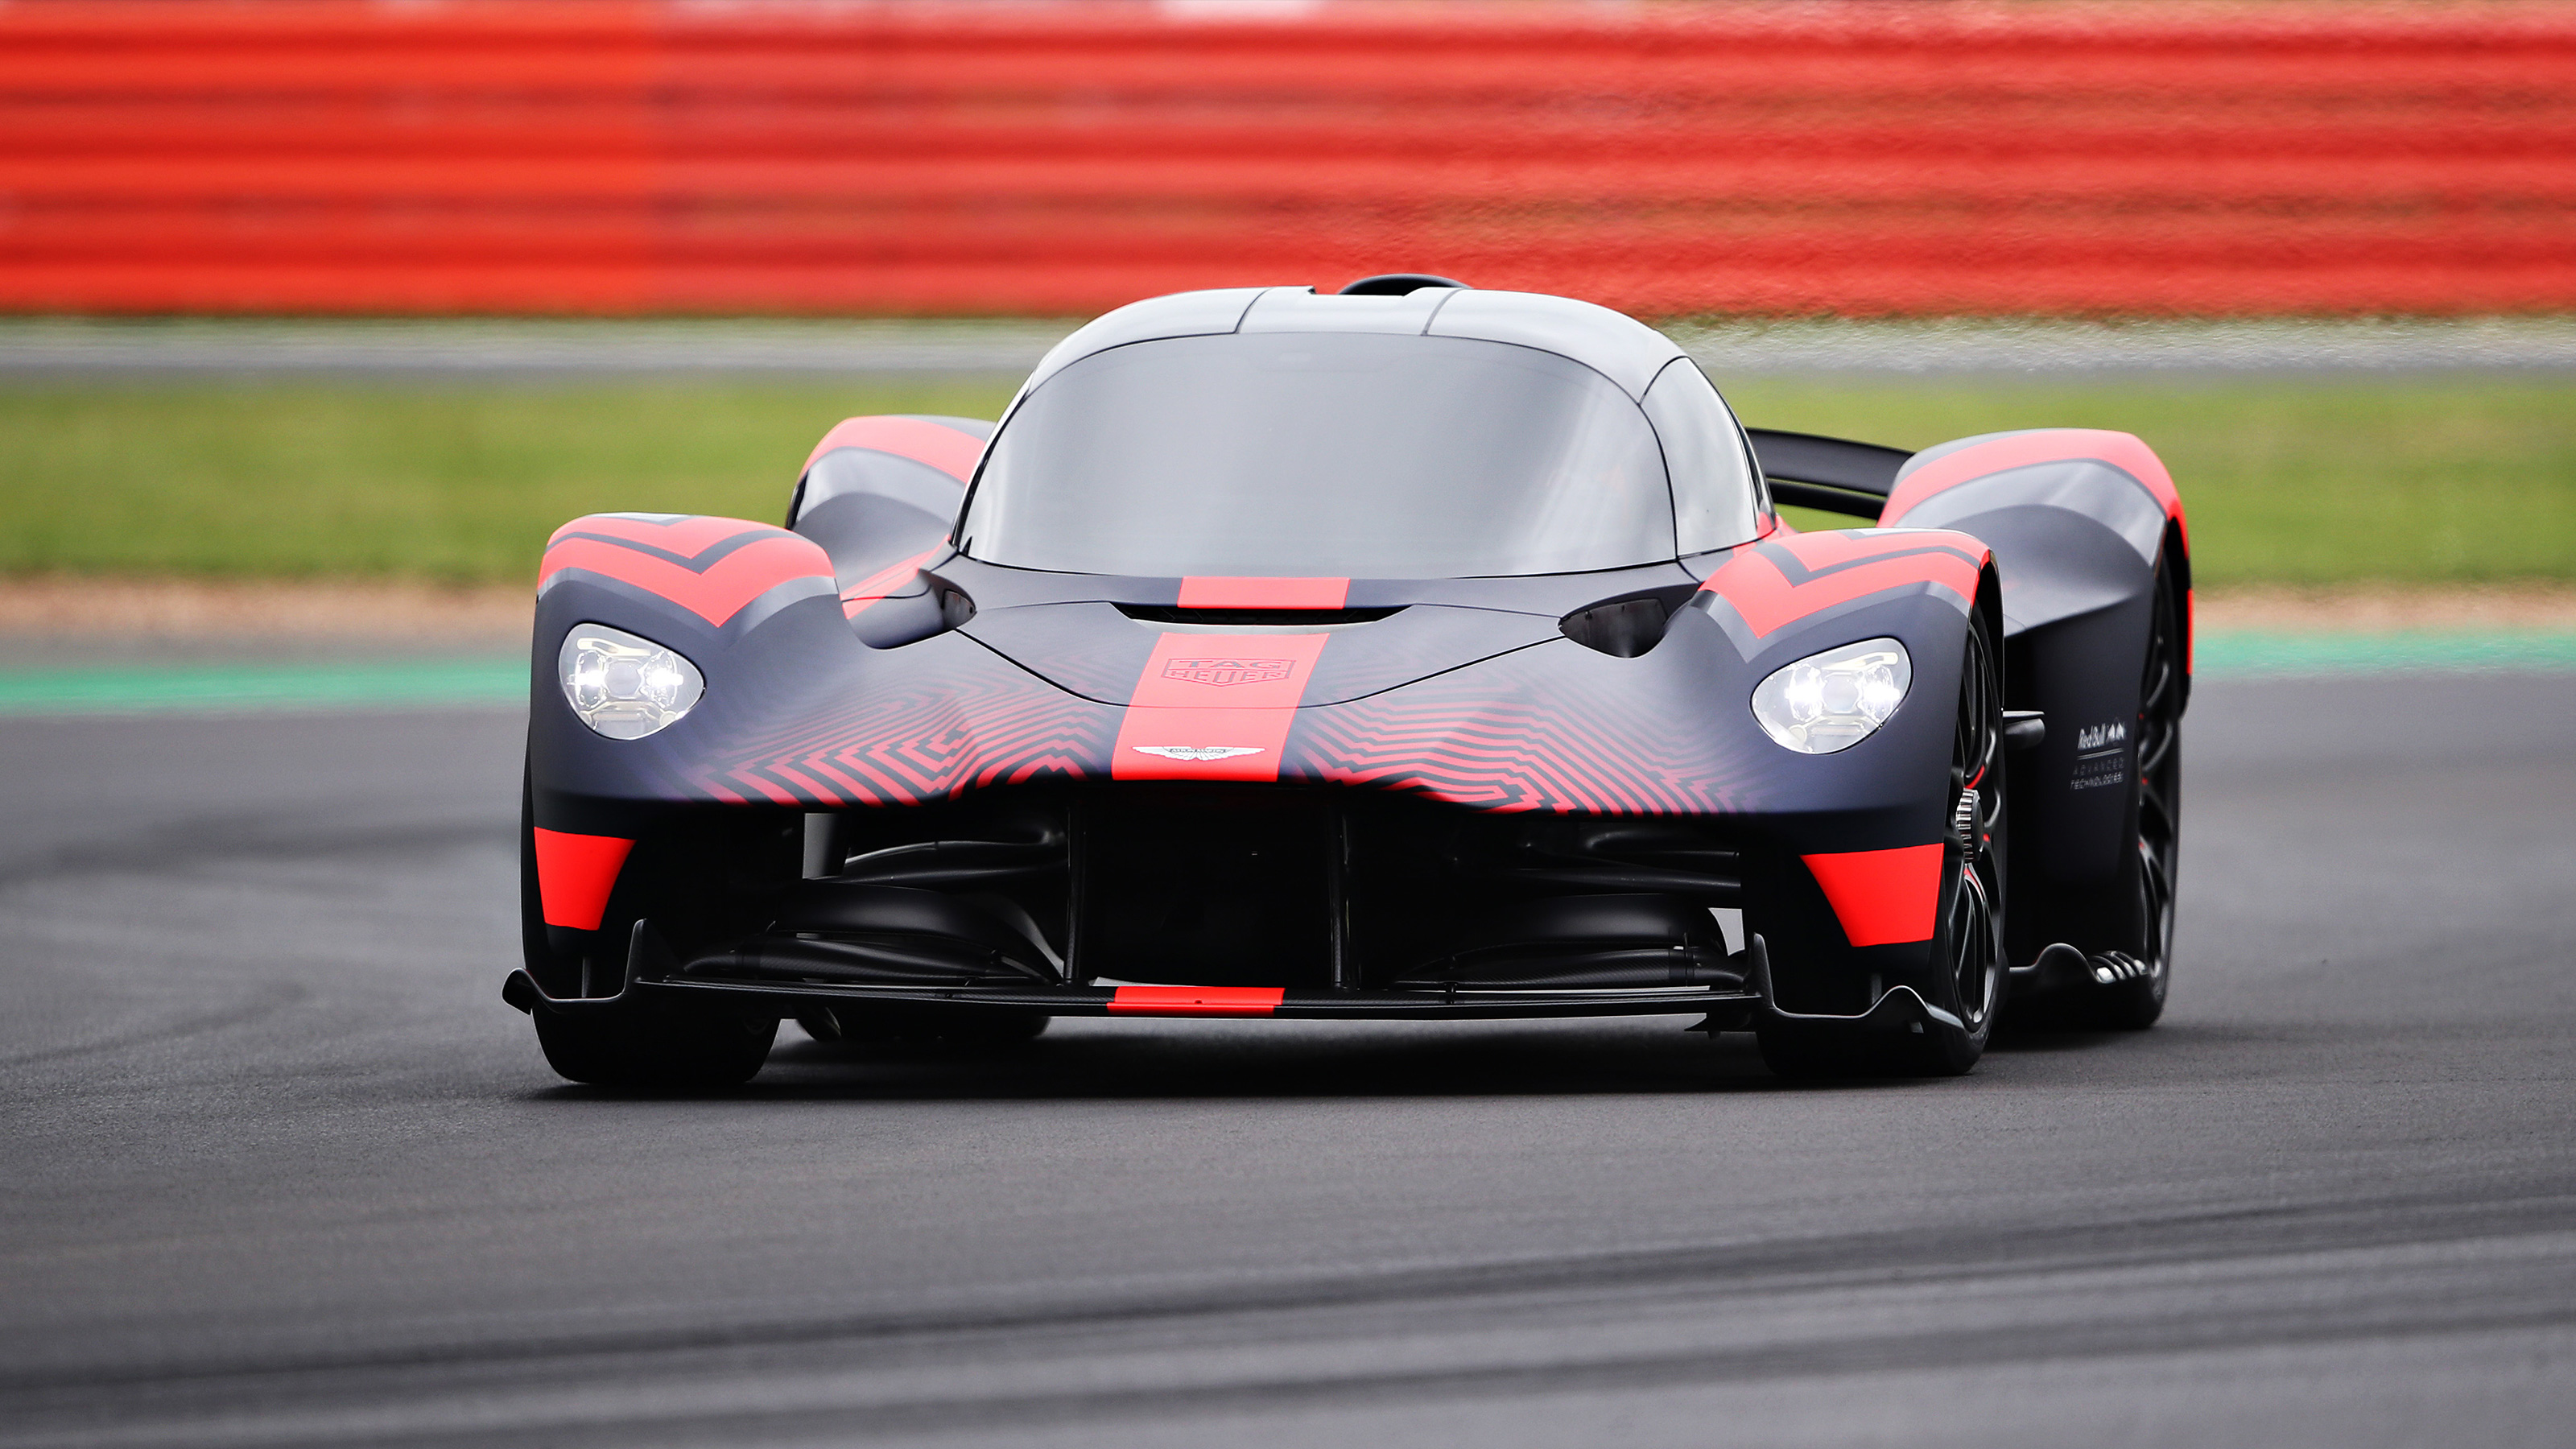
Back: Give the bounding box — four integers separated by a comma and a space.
0, 658, 525, 716
0, 630, 2567, 717
2194, 629, 2576, 677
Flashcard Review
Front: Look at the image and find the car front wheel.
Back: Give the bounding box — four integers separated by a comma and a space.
1758, 607, 2004, 1080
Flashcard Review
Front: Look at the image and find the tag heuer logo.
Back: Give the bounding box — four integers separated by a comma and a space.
1132, 745, 1265, 762
1162, 657, 1294, 687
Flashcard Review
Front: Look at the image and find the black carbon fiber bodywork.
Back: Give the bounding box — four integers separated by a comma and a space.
1884, 431, 2190, 970
525, 551, 1988, 1020
518, 291, 2184, 1037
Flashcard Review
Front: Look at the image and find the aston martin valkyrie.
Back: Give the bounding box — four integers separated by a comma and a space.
508, 276, 2187, 1085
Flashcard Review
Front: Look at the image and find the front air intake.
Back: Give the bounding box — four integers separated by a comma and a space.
1117, 604, 1403, 627
1560, 594, 1677, 657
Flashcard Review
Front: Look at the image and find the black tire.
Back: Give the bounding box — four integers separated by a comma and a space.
518, 759, 568, 994
1759, 609, 2004, 1079
2087, 551, 2184, 1029
522, 749, 794, 1087
535, 1006, 778, 1089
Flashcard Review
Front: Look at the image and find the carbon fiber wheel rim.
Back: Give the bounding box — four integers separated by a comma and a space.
2131, 560, 2185, 1001
1951, 865, 2000, 1030
1951, 617, 2003, 1030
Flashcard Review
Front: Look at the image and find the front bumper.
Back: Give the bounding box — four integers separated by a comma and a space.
502, 926, 1963, 1035
510, 970, 1750, 1022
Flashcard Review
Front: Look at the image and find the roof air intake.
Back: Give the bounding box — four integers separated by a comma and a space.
1337, 274, 1468, 296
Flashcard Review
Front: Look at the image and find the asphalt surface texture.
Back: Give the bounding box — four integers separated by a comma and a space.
2, 671, 2571, 1448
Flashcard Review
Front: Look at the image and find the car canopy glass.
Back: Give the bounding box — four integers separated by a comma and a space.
959, 331, 1695, 578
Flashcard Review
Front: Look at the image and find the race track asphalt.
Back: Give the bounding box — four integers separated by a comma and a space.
2, 671, 2572, 1448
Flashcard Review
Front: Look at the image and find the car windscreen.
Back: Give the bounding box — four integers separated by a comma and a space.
956, 332, 1677, 578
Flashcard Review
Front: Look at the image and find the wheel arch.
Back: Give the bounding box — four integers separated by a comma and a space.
1877, 428, 2186, 968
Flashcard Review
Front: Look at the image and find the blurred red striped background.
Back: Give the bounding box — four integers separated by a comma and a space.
4, 0, 2573, 316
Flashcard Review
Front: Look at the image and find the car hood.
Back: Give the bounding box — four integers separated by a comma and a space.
960, 601, 1561, 707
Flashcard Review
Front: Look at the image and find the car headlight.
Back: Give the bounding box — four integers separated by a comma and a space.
1750, 637, 1911, 753
559, 625, 704, 740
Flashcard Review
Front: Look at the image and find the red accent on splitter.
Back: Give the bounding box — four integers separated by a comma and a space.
1179, 576, 1351, 610
1107, 985, 1286, 1017
531, 828, 635, 931
1801, 844, 1946, 947
802, 415, 986, 481
1113, 632, 1330, 781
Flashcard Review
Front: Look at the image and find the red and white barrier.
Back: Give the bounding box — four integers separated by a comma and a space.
3, 0, 2570, 316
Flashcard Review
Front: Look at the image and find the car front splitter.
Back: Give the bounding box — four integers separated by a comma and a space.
507, 968, 1756, 1022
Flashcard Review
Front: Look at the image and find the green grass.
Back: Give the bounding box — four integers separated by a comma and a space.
1722, 374, 2576, 585
0, 374, 2569, 586
0, 380, 1018, 584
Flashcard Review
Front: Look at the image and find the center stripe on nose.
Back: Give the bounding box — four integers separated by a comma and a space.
1111, 632, 1331, 781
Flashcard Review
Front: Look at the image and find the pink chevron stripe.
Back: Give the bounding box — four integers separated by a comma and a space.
1702, 536, 1985, 639
803, 415, 986, 481
545, 513, 771, 558
1884, 429, 2184, 547
1770, 528, 1974, 573
541, 530, 835, 626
